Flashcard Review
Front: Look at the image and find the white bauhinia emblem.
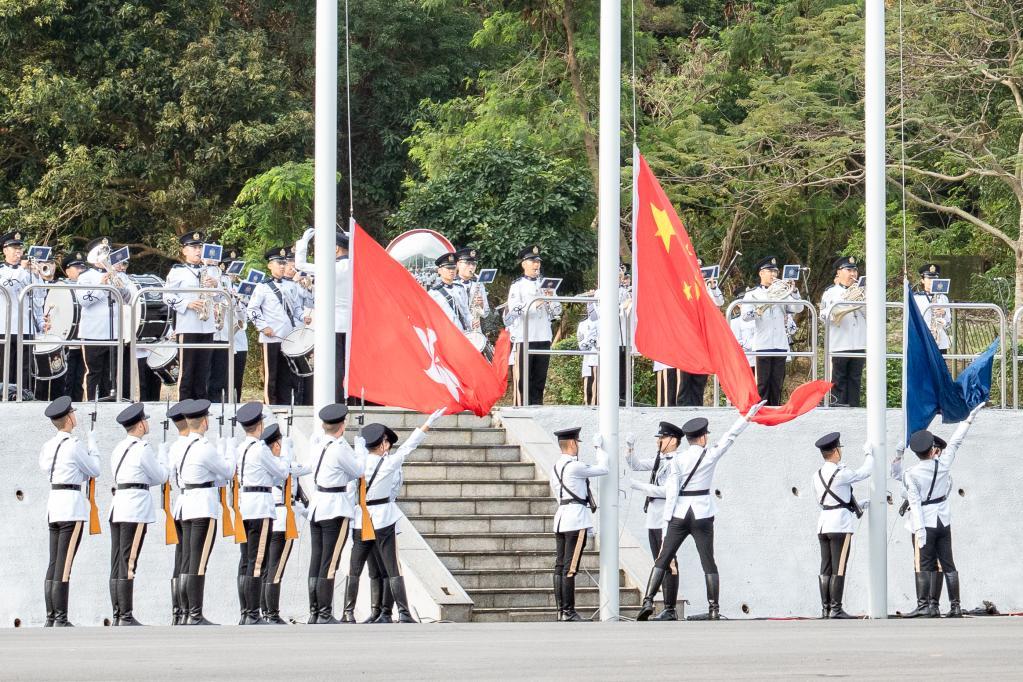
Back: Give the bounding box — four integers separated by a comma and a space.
414, 326, 462, 401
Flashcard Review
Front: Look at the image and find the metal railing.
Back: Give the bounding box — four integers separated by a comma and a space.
16, 283, 125, 402
1, 286, 11, 400
520, 296, 598, 406
820, 301, 903, 407
724, 296, 818, 368
922, 301, 1006, 409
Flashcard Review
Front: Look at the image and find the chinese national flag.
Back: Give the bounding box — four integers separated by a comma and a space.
347, 223, 511, 416
633, 150, 830, 426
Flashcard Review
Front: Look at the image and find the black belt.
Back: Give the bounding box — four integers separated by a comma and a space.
275, 502, 286, 507
559, 499, 588, 506
242, 486, 272, 493
184, 482, 215, 490
50, 484, 82, 491
679, 489, 710, 496
316, 485, 347, 493
116, 483, 150, 490
922, 496, 947, 506
366, 498, 389, 506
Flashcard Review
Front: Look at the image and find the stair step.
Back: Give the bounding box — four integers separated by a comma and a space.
402, 480, 550, 498
403, 462, 537, 482
451, 568, 624, 590
412, 514, 554, 534
471, 605, 645, 623
400, 496, 553, 516
467, 586, 640, 609
423, 532, 589, 553
404, 446, 522, 463
436, 550, 599, 571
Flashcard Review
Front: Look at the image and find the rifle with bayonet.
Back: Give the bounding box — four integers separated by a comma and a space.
162, 399, 179, 545
87, 388, 101, 535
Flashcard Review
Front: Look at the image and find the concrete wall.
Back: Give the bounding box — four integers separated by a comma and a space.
0, 402, 465, 627
505, 405, 1022, 619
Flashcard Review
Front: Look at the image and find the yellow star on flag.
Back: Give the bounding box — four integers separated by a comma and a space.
682, 280, 693, 301
693, 280, 701, 300
651, 204, 676, 252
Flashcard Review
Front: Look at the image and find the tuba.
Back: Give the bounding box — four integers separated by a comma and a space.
832, 285, 865, 324
755, 278, 796, 316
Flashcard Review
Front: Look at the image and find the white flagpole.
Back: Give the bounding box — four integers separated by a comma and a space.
864, 0, 888, 618
313, 0, 338, 412
597, 0, 622, 621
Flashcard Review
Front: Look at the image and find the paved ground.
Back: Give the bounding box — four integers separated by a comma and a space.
1, 619, 1021, 680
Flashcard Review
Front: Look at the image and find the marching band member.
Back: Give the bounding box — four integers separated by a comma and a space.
637, 402, 764, 621
77, 237, 122, 401
730, 301, 757, 372
653, 362, 680, 407
107, 403, 170, 626
165, 231, 218, 400
455, 247, 489, 316
740, 257, 802, 406
1, 230, 45, 394
166, 400, 191, 625
282, 249, 314, 405
111, 249, 162, 401
39, 396, 101, 627
246, 247, 305, 406
819, 256, 865, 407
209, 246, 248, 404
913, 263, 951, 353
550, 427, 608, 622
505, 245, 562, 406
295, 228, 351, 404
626, 423, 684, 620
57, 252, 89, 402
812, 432, 871, 619
428, 252, 471, 333
678, 262, 725, 406
576, 313, 598, 406
584, 265, 632, 404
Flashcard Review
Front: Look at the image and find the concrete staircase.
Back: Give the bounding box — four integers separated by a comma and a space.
359, 409, 642, 622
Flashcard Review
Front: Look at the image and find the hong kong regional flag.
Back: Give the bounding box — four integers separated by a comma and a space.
632, 149, 830, 425
347, 223, 511, 415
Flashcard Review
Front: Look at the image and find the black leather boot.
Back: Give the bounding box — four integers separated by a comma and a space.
819, 575, 831, 619
171, 578, 182, 626
242, 577, 264, 625
900, 572, 931, 618
237, 575, 248, 625
177, 575, 189, 625
264, 582, 286, 624
389, 576, 416, 623
929, 571, 944, 617
44, 580, 55, 627
259, 576, 268, 622
706, 573, 720, 620
653, 571, 679, 621
636, 567, 666, 621
829, 576, 854, 619
307, 577, 319, 624
109, 578, 121, 626
341, 576, 359, 623
553, 574, 564, 622
316, 578, 340, 624
944, 571, 962, 618
117, 580, 142, 626
184, 574, 216, 625
53, 581, 74, 627
373, 579, 394, 624
363, 578, 383, 623
562, 576, 583, 621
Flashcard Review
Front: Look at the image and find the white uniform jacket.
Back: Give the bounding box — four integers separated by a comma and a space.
0, 262, 44, 335
236, 436, 290, 521
109, 436, 170, 524
297, 238, 352, 333
353, 428, 427, 531
246, 278, 302, 343
903, 420, 970, 532
307, 435, 363, 523
576, 318, 598, 376
178, 434, 236, 521
168, 434, 191, 519
429, 282, 471, 332
820, 284, 866, 352
272, 443, 312, 529
729, 315, 757, 367
740, 285, 802, 351
913, 291, 951, 350
550, 447, 609, 533
813, 455, 872, 534
165, 263, 218, 335
626, 448, 675, 530
457, 277, 490, 316
39, 432, 101, 523
505, 276, 562, 344
663, 416, 749, 522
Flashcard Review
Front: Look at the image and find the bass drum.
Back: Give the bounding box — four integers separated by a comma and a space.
281, 327, 315, 377
465, 331, 495, 362
122, 274, 171, 343
44, 288, 81, 341
146, 342, 180, 386
32, 334, 68, 381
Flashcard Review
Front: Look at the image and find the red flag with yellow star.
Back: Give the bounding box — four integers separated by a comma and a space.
633, 150, 830, 425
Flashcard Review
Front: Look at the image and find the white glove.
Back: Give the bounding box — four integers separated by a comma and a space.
591, 433, 603, 449
87, 432, 98, 454
301, 227, 315, 243
628, 479, 643, 491
354, 435, 366, 452
424, 407, 446, 429
859, 500, 870, 512
915, 529, 927, 548
294, 504, 308, 521
745, 400, 768, 420
967, 402, 985, 422
216, 438, 226, 457
158, 442, 169, 459
862, 442, 873, 457
283, 437, 295, 458
625, 432, 636, 449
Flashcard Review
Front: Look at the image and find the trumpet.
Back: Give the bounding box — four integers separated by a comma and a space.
28, 258, 56, 279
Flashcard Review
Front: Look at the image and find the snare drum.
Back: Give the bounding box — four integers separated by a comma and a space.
281, 327, 314, 377
44, 288, 81, 340
146, 342, 180, 386
32, 334, 68, 381
123, 274, 172, 343
465, 331, 495, 362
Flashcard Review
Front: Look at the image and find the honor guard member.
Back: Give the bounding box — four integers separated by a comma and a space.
348, 410, 444, 624
165, 400, 191, 625
679, 261, 726, 406
108, 403, 170, 626
209, 246, 248, 404
812, 432, 872, 619
246, 246, 304, 405
234, 401, 289, 625
57, 251, 89, 401
740, 257, 803, 405
626, 422, 685, 620
264, 423, 310, 624
505, 245, 562, 406
1, 230, 45, 393
78, 237, 123, 400
165, 231, 218, 400
914, 263, 951, 353
39, 396, 101, 627
428, 252, 472, 332
897, 404, 982, 619
819, 256, 866, 406
550, 427, 608, 622
305, 403, 361, 624
637, 402, 765, 621
455, 247, 490, 316
576, 314, 598, 405
231, 401, 262, 624
177, 399, 236, 625
296, 227, 351, 403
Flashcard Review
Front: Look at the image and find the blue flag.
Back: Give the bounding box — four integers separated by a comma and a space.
904, 280, 997, 440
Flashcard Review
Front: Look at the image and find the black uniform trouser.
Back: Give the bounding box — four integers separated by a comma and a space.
46, 521, 85, 583
370, 522, 402, 577
349, 530, 378, 580
830, 354, 865, 407
818, 532, 852, 576
209, 348, 247, 403
582, 369, 597, 406
181, 518, 217, 575
335, 333, 347, 404
2, 335, 33, 396
109, 521, 148, 580
308, 516, 350, 579
177, 333, 213, 400
263, 341, 299, 406
172, 519, 185, 578
267, 530, 295, 584
678, 372, 708, 406
554, 529, 588, 578
755, 351, 786, 406
242, 518, 273, 578
83, 344, 112, 401
654, 511, 717, 574
514, 341, 551, 406
916, 521, 956, 572
63, 347, 85, 401
656, 368, 679, 407
648, 528, 679, 605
